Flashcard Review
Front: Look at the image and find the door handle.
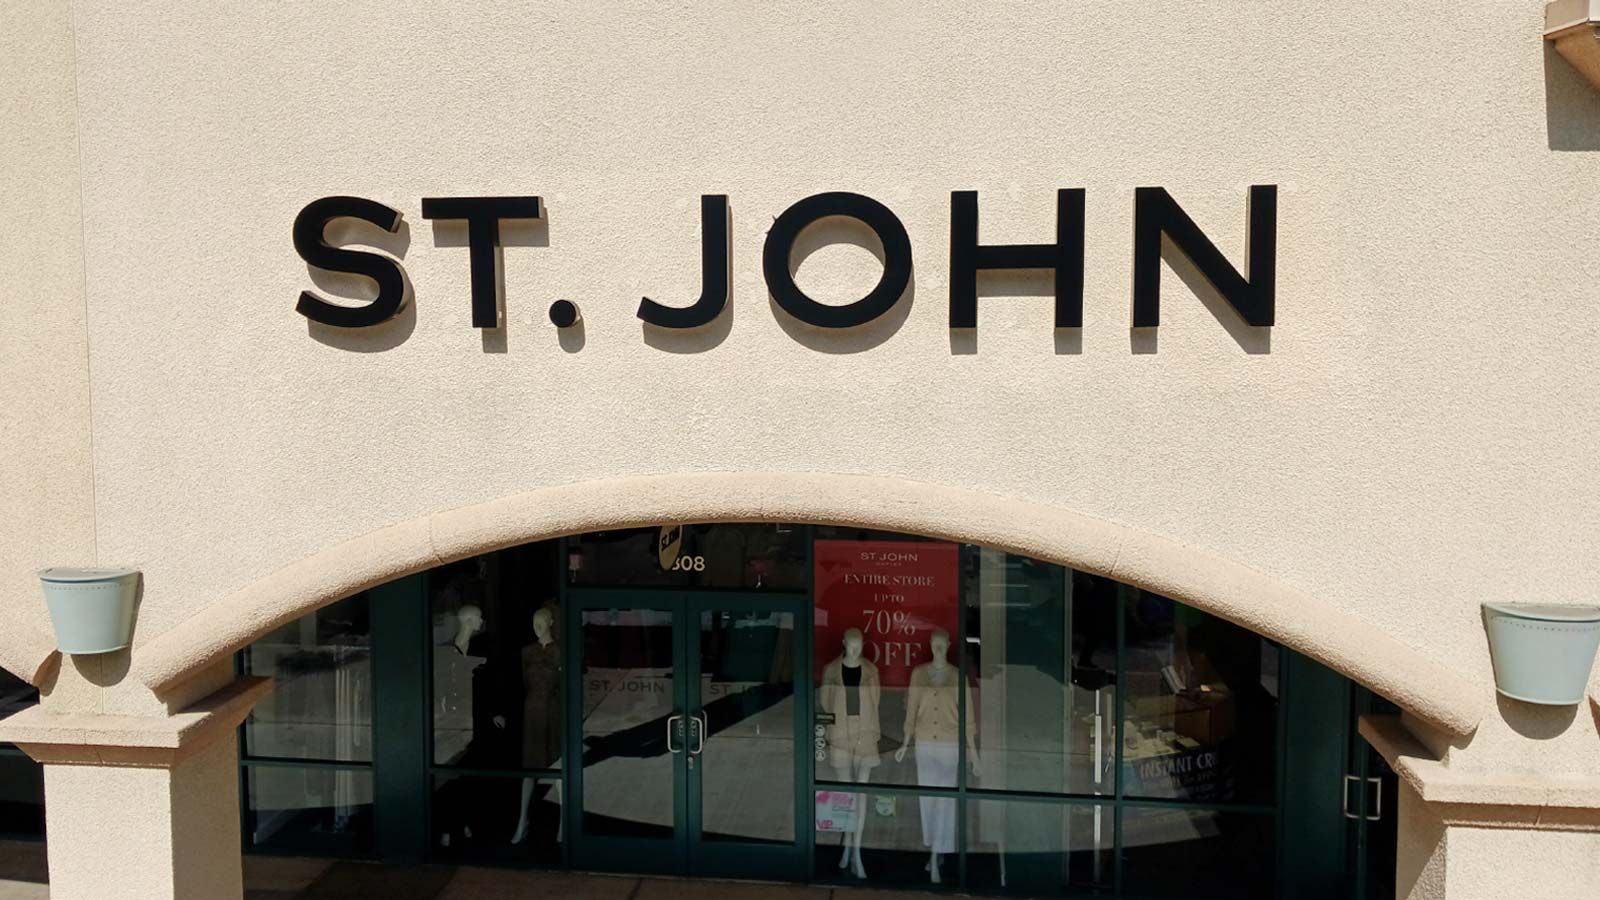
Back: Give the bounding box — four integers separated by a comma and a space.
690, 712, 707, 755
1342, 775, 1385, 821
667, 714, 685, 754
1341, 775, 1360, 820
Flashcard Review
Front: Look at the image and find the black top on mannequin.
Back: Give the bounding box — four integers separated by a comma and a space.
843, 664, 862, 715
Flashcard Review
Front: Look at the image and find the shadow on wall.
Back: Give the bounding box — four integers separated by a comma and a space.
307, 217, 416, 352
642, 201, 735, 354
1494, 692, 1579, 740
1130, 237, 1271, 356
1545, 42, 1600, 151
428, 217, 550, 354
948, 268, 1083, 355
768, 216, 913, 354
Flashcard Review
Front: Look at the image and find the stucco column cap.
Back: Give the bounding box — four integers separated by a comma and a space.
0, 676, 270, 767
1361, 713, 1600, 824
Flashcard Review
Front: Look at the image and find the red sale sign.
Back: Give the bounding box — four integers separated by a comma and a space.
813, 540, 960, 688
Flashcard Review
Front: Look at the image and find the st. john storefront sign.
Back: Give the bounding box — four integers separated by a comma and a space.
293, 186, 1276, 336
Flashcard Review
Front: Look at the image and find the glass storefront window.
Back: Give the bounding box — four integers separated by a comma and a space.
1122, 592, 1280, 804
245, 765, 373, 854
966, 799, 1112, 895
813, 789, 965, 886
965, 552, 1120, 797
242, 593, 372, 763
429, 544, 564, 771
567, 524, 808, 591
813, 536, 964, 789
432, 774, 563, 865
1120, 807, 1276, 898
235, 523, 1330, 895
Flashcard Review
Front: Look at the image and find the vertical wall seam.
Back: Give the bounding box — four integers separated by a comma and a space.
66, 0, 99, 566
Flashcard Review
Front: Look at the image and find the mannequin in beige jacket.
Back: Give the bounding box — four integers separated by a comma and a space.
819, 627, 880, 879
894, 629, 979, 884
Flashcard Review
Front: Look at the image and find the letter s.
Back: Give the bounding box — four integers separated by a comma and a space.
293, 196, 406, 328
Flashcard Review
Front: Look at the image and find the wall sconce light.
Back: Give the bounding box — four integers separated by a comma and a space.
1482, 602, 1600, 705
38, 567, 141, 655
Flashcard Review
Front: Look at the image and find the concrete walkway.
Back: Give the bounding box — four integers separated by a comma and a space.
0, 843, 1008, 900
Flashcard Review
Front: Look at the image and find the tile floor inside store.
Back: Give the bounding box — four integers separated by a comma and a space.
0, 841, 1016, 900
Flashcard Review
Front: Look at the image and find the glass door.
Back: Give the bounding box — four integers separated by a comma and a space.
567, 593, 686, 873
566, 591, 807, 879
686, 594, 807, 880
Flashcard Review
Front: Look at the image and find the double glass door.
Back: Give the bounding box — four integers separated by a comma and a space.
567, 591, 807, 880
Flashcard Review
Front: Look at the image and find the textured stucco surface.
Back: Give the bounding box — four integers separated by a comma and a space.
1, 2, 1597, 783
0, 1, 93, 684
41, 736, 242, 900
1398, 783, 1600, 900
134, 472, 1485, 734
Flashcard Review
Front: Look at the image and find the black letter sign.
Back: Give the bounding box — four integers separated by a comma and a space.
762, 192, 913, 329
420, 196, 544, 328
293, 196, 406, 328
638, 195, 731, 329
1132, 185, 1277, 327
949, 189, 1085, 328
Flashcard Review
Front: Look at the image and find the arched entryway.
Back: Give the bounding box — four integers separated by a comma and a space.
134, 473, 1481, 739
225, 512, 1434, 898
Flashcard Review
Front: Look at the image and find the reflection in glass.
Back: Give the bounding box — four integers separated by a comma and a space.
580, 608, 677, 839
568, 524, 808, 591
0, 754, 45, 839
245, 766, 373, 852
432, 774, 562, 864
429, 548, 563, 771
1122, 592, 1280, 803
1121, 807, 1275, 898
243, 594, 372, 762
967, 552, 1120, 797
698, 610, 795, 845
966, 800, 1110, 895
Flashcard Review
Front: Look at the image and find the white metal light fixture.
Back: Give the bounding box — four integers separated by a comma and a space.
38, 567, 141, 654
1547, 0, 1600, 90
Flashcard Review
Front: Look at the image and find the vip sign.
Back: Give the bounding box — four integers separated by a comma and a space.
294, 188, 1276, 336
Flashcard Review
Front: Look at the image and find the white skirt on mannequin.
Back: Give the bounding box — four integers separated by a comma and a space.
916, 742, 959, 853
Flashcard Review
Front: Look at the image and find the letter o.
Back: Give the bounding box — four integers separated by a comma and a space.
762, 192, 913, 329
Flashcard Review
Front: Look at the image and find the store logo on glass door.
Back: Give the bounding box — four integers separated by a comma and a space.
292, 187, 1276, 340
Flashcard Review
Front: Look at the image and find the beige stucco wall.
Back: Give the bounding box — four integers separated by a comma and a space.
0, 1, 95, 682
2, 2, 1597, 779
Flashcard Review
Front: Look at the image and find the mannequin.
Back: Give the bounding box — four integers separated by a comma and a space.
819, 627, 880, 879
452, 605, 484, 655
511, 607, 562, 846
435, 604, 485, 848
894, 629, 979, 884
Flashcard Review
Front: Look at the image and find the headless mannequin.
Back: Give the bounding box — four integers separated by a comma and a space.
833, 628, 874, 879
512, 608, 560, 846
894, 630, 980, 884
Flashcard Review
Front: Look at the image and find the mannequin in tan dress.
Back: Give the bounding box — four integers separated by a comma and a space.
819, 627, 880, 879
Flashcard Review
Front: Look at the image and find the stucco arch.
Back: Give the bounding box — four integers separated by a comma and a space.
133, 472, 1484, 735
